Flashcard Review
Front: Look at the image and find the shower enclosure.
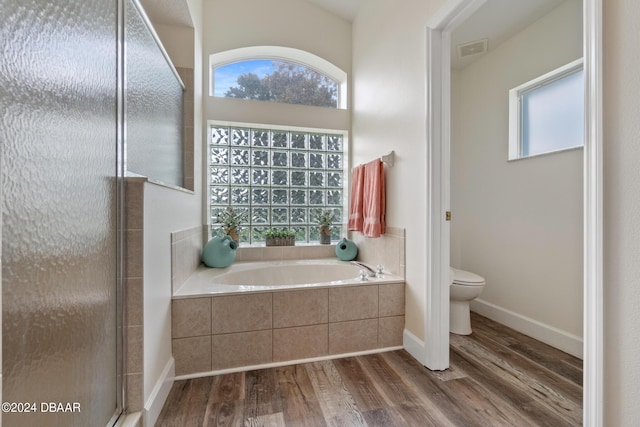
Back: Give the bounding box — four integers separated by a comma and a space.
1, 0, 184, 425
1, 0, 123, 424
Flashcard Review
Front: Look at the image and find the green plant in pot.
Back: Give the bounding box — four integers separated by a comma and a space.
215, 207, 246, 243
317, 209, 334, 244
265, 228, 296, 246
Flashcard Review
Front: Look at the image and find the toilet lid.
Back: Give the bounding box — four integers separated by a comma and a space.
451, 268, 485, 285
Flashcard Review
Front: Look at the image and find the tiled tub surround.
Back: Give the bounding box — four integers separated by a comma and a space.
171, 261, 405, 376
169, 225, 408, 293
171, 226, 207, 293
351, 226, 406, 278
170, 227, 339, 292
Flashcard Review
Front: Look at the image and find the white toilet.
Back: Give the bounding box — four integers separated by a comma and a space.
450, 267, 485, 335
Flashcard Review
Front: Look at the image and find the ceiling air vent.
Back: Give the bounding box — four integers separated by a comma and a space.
457, 39, 488, 59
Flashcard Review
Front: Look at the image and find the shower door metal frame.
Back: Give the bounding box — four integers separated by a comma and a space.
109, 0, 127, 424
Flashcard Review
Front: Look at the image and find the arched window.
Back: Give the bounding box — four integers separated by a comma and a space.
210, 46, 347, 109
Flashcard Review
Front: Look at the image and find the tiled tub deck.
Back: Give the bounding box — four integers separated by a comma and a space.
171, 280, 405, 376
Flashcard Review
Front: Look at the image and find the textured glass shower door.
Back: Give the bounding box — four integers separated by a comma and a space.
125, 0, 185, 188
1, 0, 123, 425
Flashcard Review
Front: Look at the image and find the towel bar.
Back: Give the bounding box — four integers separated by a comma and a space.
381, 150, 395, 167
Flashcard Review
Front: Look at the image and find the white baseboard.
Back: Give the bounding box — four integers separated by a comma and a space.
144, 356, 175, 427
119, 411, 142, 427
402, 328, 426, 363
470, 299, 583, 359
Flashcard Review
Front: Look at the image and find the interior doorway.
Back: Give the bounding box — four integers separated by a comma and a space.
424, 0, 603, 425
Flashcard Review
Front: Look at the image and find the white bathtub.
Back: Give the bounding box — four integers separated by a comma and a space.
174, 258, 404, 298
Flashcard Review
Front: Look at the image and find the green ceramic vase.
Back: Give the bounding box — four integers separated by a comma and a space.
202, 235, 238, 268
335, 238, 358, 261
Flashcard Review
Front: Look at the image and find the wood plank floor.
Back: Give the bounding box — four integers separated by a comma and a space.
156, 313, 582, 426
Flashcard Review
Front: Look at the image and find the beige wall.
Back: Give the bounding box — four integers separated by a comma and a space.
203, 0, 352, 130
154, 23, 194, 69
603, 0, 640, 424
451, 0, 583, 342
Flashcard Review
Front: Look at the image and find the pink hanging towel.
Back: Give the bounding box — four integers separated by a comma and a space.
348, 164, 364, 231
362, 159, 386, 238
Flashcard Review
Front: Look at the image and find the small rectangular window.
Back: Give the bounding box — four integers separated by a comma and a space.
508, 59, 584, 160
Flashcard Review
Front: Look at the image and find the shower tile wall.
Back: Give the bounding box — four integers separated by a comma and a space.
125, 178, 145, 412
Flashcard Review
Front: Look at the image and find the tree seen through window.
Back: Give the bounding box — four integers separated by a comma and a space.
214, 60, 339, 108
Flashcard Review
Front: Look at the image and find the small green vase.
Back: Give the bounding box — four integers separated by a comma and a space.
202, 235, 238, 268
335, 238, 358, 261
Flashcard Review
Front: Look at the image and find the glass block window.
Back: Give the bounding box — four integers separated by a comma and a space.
209, 123, 346, 244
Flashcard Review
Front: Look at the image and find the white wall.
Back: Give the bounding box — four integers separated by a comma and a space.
603, 0, 640, 423
450, 0, 583, 346
143, 186, 201, 407
352, 0, 445, 343
203, 0, 351, 131
142, 0, 204, 416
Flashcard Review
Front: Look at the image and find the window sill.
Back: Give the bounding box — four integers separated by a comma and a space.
235, 243, 337, 262
237, 242, 337, 248
507, 145, 583, 162
125, 172, 194, 195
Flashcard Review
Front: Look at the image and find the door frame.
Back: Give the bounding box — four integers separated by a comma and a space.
424, 0, 603, 425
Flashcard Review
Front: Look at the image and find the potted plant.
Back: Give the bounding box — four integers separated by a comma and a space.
317, 209, 334, 244
215, 207, 246, 243
265, 228, 296, 246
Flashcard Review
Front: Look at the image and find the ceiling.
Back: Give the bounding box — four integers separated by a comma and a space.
451, 0, 568, 70
138, 0, 571, 70
138, 0, 362, 27
305, 0, 363, 21
139, 0, 193, 27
